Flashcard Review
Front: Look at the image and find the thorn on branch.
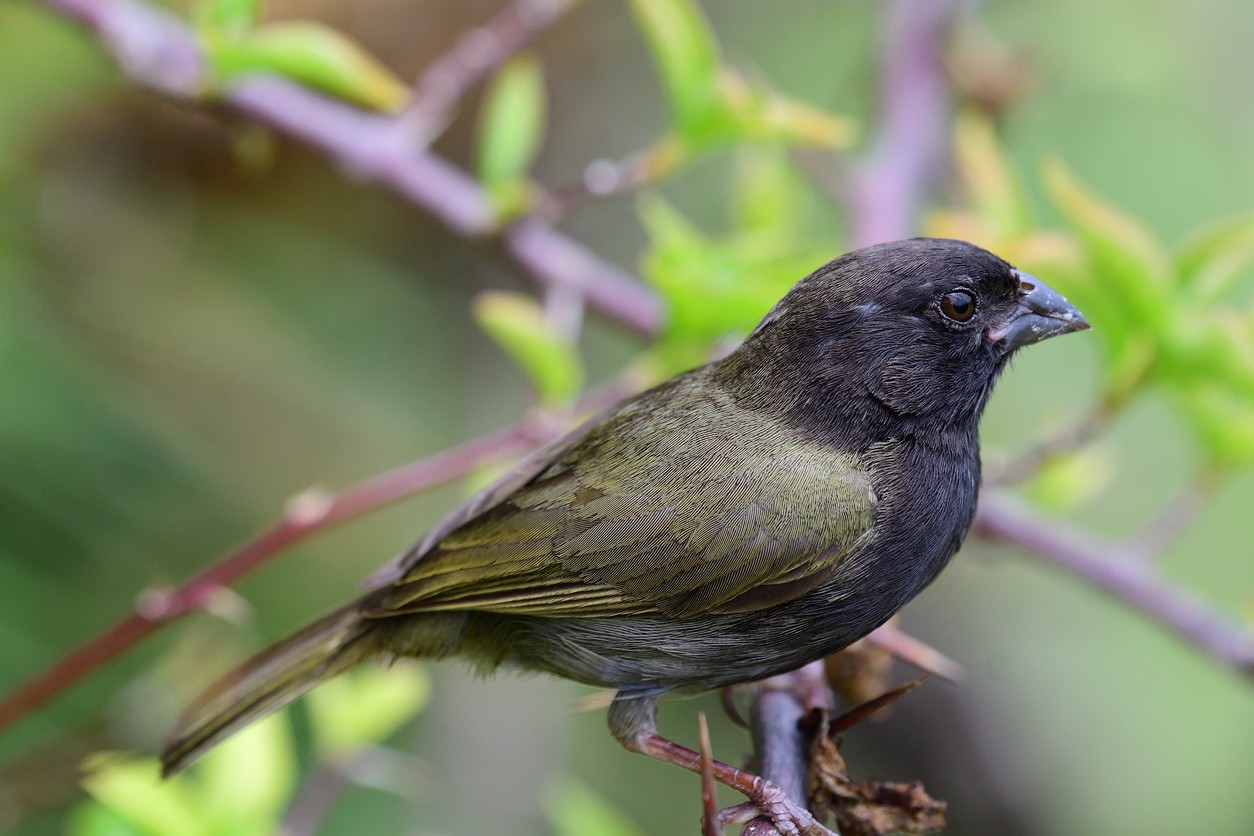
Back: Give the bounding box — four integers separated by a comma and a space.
698, 713, 724, 836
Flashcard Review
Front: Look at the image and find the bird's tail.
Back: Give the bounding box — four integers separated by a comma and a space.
160, 596, 377, 776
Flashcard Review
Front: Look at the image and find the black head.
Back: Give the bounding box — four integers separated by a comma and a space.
715, 238, 1088, 444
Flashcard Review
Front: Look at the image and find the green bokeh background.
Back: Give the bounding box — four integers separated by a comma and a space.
1, 1, 1252, 834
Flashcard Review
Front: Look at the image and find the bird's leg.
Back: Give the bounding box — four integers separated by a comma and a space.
608, 693, 835, 836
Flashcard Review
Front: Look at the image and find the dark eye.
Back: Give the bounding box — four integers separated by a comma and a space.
939, 290, 977, 323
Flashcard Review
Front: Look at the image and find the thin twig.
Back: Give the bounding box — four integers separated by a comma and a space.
536, 139, 683, 220
865, 622, 963, 683
1127, 469, 1220, 559
974, 493, 1254, 675
394, 0, 577, 146
986, 405, 1112, 487
277, 755, 353, 836
846, 0, 961, 247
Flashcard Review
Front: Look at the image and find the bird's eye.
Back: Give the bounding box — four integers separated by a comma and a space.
939, 290, 977, 323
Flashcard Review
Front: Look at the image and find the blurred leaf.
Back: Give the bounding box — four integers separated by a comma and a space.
733, 145, 804, 243
1158, 309, 1254, 396
545, 778, 647, 836
719, 72, 857, 149
70, 802, 146, 836
306, 662, 430, 755
1176, 381, 1254, 463
81, 754, 208, 836
1025, 445, 1116, 512
1175, 213, 1254, 302
206, 22, 408, 111
1102, 332, 1156, 404
639, 192, 825, 371
196, 712, 295, 828
195, 0, 258, 37
474, 291, 583, 404
1043, 158, 1173, 331
475, 56, 547, 214
953, 109, 1030, 237
628, 0, 854, 153
627, 0, 719, 136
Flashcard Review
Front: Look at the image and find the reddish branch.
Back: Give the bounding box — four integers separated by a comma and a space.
0, 422, 548, 731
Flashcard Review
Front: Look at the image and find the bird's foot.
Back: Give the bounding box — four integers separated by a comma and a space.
717, 783, 837, 836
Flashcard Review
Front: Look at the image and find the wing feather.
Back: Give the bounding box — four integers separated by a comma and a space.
370, 370, 876, 621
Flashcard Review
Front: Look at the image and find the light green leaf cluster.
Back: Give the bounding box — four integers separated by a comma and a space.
627, 0, 856, 159
74, 713, 294, 836
639, 147, 831, 373
195, 0, 407, 110
70, 665, 428, 835
304, 661, 430, 756
930, 111, 1254, 466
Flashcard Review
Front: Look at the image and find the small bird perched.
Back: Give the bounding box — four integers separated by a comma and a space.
162, 238, 1087, 834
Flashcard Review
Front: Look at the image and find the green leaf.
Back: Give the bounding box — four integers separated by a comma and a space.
1025, 445, 1115, 512
475, 57, 546, 212
206, 22, 408, 111
733, 145, 804, 242
306, 663, 431, 754
545, 778, 647, 836
1176, 381, 1254, 464
952, 109, 1031, 237
69, 802, 143, 836
627, 0, 720, 135
195, 0, 258, 37
719, 73, 856, 149
196, 712, 295, 828
474, 291, 583, 405
638, 193, 825, 371
1043, 158, 1173, 332
81, 754, 209, 836
1175, 213, 1254, 302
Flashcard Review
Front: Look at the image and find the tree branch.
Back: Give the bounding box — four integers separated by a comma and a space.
846, 0, 959, 248
37, 0, 664, 335
975, 493, 1254, 675
0, 422, 547, 732
395, 0, 578, 145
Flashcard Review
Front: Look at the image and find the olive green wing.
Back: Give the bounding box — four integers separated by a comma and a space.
363, 407, 613, 590
372, 380, 876, 619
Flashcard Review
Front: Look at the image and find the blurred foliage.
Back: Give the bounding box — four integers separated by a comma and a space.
196, 0, 406, 109
70, 664, 426, 836
637, 147, 832, 372
544, 778, 647, 836
931, 111, 1254, 465
475, 56, 548, 216
2, 0, 1252, 835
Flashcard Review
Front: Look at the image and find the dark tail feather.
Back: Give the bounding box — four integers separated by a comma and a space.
160, 597, 376, 776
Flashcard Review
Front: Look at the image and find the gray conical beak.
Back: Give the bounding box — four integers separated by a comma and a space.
991, 271, 1089, 353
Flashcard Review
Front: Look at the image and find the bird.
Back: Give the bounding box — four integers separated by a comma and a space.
160, 238, 1088, 835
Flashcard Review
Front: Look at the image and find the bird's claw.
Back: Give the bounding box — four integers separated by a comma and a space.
715, 781, 837, 836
